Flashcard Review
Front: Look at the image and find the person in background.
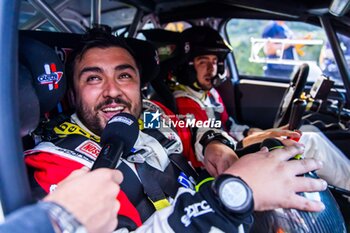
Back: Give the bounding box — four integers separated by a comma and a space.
262, 20, 296, 78
173, 26, 350, 192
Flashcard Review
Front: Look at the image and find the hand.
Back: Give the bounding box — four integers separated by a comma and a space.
223, 143, 327, 212
242, 127, 301, 147
204, 141, 239, 177
246, 127, 263, 136
44, 167, 123, 233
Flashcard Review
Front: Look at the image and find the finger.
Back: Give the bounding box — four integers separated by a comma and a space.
270, 144, 305, 161
292, 176, 328, 193
286, 194, 325, 212
110, 170, 124, 184
107, 203, 119, 232
206, 162, 218, 177
287, 158, 323, 175
115, 200, 121, 214
70, 166, 90, 176
279, 124, 289, 130
80, 166, 90, 171
273, 130, 301, 138
260, 146, 269, 152
281, 139, 305, 147
113, 182, 121, 196
295, 129, 302, 135
217, 159, 232, 175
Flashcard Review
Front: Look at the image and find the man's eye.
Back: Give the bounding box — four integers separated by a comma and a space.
119, 73, 132, 79
86, 76, 101, 82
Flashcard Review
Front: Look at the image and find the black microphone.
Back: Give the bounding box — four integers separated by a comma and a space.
288, 98, 307, 130
91, 112, 139, 170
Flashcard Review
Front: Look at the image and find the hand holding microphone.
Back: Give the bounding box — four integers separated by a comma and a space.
92, 113, 139, 170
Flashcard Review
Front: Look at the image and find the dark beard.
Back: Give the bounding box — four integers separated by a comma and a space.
76, 96, 141, 136
76, 104, 104, 136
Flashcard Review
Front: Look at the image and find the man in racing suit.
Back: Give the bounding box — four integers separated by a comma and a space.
173, 26, 350, 191
25, 32, 326, 232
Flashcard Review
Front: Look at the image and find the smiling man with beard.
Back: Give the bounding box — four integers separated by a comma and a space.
24, 30, 327, 233
73, 45, 142, 136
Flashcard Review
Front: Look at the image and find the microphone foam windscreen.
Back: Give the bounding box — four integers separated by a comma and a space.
101, 112, 139, 153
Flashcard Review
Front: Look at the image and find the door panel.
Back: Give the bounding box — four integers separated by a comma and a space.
236, 79, 288, 129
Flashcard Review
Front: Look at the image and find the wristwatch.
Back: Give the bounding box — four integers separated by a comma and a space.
39, 201, 87, 233
199, 130, 235, 154
212, 174, 254, 214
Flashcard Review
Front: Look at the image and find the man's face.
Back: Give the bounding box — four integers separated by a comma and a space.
73, 47, 142, 135
193, 54, 218, 91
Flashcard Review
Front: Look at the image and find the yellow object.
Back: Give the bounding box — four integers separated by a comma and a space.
151, 199, 171, 210
295, 34, 312, 56
54, 122, 100, 142
195, 177, 215, 192
295, 44, 305, 56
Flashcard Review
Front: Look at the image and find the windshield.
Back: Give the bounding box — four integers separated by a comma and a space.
226, 19, 348, 85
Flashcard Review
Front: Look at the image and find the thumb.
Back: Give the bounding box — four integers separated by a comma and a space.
260, 146, 269, 152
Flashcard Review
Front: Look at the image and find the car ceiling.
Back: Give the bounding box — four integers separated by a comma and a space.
20, 0, 350, 34
116, 0, 348, 22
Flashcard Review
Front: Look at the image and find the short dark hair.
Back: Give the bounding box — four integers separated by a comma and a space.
66, 32, 142, 94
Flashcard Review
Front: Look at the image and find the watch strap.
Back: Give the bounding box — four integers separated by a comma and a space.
212, 174, 254, 215
39, 201, 87, 233
199, 130, 235, 155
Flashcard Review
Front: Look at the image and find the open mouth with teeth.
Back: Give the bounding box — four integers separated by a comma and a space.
101, 105, 126, 120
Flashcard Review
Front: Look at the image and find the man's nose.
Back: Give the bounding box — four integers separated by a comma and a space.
207, 61, 215, 72
103, 79, 122, 98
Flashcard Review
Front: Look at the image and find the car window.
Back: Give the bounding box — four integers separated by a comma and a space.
225, 19, 344, 84
319, 33, 350, 85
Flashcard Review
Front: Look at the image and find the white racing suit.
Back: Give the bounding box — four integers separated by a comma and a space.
174, 85, 350, 192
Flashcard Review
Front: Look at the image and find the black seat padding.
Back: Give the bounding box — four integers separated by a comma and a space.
19, 35, 67, 136
140, 29, 184, 113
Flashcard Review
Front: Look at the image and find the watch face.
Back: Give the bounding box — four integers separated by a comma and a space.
220, 179, 248, 209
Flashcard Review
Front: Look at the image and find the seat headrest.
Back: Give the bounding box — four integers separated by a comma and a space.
18, 64, 40, 137
140, 29, 183, 63
19, 36, 66, 115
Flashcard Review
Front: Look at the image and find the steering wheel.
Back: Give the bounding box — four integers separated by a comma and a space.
273, 63, 309, 128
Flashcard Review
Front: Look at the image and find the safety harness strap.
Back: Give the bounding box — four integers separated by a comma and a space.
142, 128, 199, 181
208, 93, 223, 121
135, 162, 171, 210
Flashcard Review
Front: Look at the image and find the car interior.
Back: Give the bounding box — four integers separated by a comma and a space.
1, 0, 350, 231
